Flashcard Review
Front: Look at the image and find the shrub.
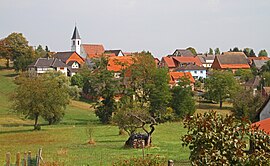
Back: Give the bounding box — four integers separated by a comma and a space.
112, 154, 166, 166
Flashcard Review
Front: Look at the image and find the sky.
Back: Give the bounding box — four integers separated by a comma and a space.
1, 0, 270, 58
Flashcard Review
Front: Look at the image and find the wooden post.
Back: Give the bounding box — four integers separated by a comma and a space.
141, 140, 145, 159
16, 152, 21, 166
23, 152, 27, 166
6, 152, 11, 166
27, 151, 31, 166
168, 160, 174, 166
36, 148, 42, 166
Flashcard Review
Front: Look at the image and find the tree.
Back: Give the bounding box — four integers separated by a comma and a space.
171, 78, 195, 118
12, 71, 70, 129
0, 32, 40, 71
208, 48, 213, 55
205, 70, 238, 108
182, 111, 270, 165
186, 47, 197, 55
232, 47, 241, 52
231, 88, 263, 122
259, 49, 268, 57
71, 74, 84, 88
249, 49, 256, 57
214, 48, 220, 55
234, 69, 254, 82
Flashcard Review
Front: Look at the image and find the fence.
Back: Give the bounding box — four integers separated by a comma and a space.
5, 148, 42, 166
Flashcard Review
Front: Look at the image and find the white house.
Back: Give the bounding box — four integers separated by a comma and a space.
28, 58, 69, 76
197, 54, 215, 68
174, 64, 207, 80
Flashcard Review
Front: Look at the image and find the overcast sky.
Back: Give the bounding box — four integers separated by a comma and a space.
1, 0, 270, 58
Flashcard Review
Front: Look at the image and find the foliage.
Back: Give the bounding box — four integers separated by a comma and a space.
243, 48, 256, 57
261, 72, 270, 87
214, 48, 220, 55
186, 47, 197, 55
229, 47, 241, 52
205, 70, 238, 108
249, 49, 256, 57
234, 69, 253, 82
112, 154, 166, 166
231, 88, 263, 122
12, 71, 70, 128
261, 61, 270, 73
258, 49, 268, 57
68, 85, 81, 100
71, 74, 84, 88
171, 78, 195, 118
208, 48, 213, 55
182, 111, 270, 165
0, 32, 39, 71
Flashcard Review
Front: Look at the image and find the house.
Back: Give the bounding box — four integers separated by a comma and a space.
251, 59, 269, 71
244, 76, 261, 96
211, 52, 250, 73
80, 44, 105, 59
53, 51, 85, 76
160, 56, 203, 71
172, 49, 194, 57
197, 54, 215, 68
256, 95, 270, 121
248, 56, 270, 65
104, 50, 124, 57
154, 58, 160, 67
28, 58, 69, 76
174, 64, 207, 79
169, 72, 195, 90
107, 56, 133, 78
252, 117, 270, 135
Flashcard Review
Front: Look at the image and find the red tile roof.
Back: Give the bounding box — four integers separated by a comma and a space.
162, 57, 176, 68
252, 118, 270, 135
82, 44, 105, 58
107, 56, 133, 72
169, 72, 195, 85
212, 52, 250, 69
173, 56, 203, 66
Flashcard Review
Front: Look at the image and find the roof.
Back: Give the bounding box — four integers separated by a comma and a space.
82, 44, 105, 58
173, 56, 203, 66
214, 52, 250, 69
252, 60, 269, 69
244, 76, 261, 88
263, 87, 270, 95
252, 117, 270, 135
197, 54, 215, 63
248, 57, 270, 64
162, 57, 176, 68
173, 49, 194, 56
104, 50, 122, 56
169, 72, 195, 85
71, 26, 81, 39
53, 51, 74, 63
107, 56, 133, 72
28, 58, 68, 68
174, 64, 206, 71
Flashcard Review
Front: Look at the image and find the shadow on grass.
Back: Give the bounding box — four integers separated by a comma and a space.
4, 73, 18, 78
60, 118, 99, 126
197, 102, 232, 110
0, 128, 34, 134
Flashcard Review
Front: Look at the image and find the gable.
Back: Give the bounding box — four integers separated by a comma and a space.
66, 52, 85, 64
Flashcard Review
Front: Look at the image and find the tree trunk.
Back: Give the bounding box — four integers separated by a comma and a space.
219, 100, 223, 109
6, 58, 10, 68
34, 114, 39, 130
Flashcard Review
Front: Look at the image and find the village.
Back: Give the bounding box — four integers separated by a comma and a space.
1, 24, 270, 165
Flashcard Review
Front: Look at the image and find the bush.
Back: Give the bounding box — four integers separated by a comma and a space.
112, 154, 166, 166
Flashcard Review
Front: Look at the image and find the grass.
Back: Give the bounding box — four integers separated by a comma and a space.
0, 68, 233, 165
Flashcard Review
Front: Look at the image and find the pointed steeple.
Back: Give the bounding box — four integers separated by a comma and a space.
71, 26, 81, 39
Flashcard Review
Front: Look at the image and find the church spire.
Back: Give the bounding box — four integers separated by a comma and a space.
71, 26, 81, 39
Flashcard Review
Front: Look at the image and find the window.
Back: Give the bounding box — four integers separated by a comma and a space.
194, 71, 197, 74
78, 41, 80, 45
200, 71, 203, 74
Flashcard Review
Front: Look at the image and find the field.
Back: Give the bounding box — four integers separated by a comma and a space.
0, 69, 232, 165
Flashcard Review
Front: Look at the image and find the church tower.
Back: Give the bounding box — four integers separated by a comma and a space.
71, 26, 81, 54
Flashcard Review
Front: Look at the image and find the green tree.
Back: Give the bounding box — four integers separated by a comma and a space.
259, 49, 268, 57
208, 48, 213, 55
231, 88, 263, 122
243, 48, 253, 57
71, 74, 84, 88
186, 47, 197, 55
234, 69, 254, 82
205, 70, 238, 108
182, 111, 270, 165
250, 49, 256, 57
12, 71, 70, 129
171, 78, 195, 118
214, 48, 220, 55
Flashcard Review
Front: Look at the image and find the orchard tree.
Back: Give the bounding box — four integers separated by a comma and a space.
234, 69, 254, 82
259, 49, 268, 57
170, 77, 195, 118
205, 70, 238, 108
12, 71, 70, 129
182, 111, 270, 165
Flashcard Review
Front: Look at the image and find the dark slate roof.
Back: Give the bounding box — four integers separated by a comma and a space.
173, 49, 194, 56
104, 50, 122, 56
245, 76, 261, 88
53, 52, 75, 63
218, 52, 249, 64
197, 54, 215, 63
71, 26, 81, 39
252, 60, 268, 69
28, 58, 68, 68
174, 64, 206, 71
67, 61, 77, 66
